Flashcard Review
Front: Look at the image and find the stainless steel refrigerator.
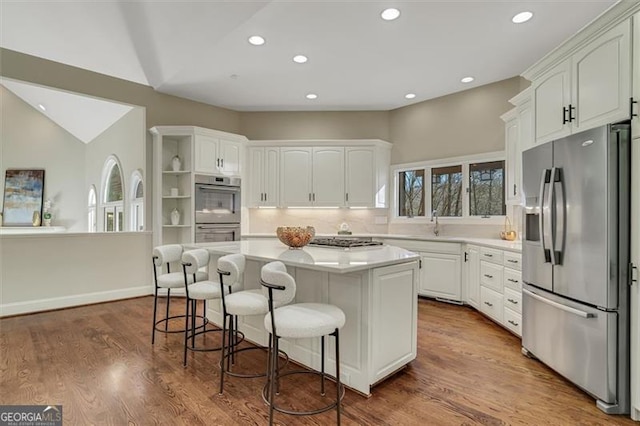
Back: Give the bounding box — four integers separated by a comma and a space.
521, 123, 631, 414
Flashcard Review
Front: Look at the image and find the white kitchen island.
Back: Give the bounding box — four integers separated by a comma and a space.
185, 239, 420, 396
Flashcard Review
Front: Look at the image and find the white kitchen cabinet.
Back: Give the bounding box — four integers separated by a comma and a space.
464, 245, 480, 308
503, 110, 520, 205
247, 146, 279, 207
312, 147, 345, 206
194, 134, 243, 176
533, 20, 632, 145
280, 147, 313, 206
345, 147, 375, 207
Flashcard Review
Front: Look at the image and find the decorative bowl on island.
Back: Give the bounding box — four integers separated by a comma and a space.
276, 226, 315, 249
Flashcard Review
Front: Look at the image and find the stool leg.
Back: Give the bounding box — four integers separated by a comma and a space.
321, 335, 326, 396
274, 336, 280, 395
335, 328, 341, 425
183, 298, 190, 367
165, 289, 171, 332
219, 312, 227, 395
265, 333, 272, 401
151, 287, 159, 344
226, 316, 233, 371
268, 333, 277, 425
191, 299, 196, 347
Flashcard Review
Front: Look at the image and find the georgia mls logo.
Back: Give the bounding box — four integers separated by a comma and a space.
0, 404, 63, 426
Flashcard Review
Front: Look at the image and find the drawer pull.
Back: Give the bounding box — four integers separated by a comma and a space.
508, 320, 519, 326
507, 259, 518, 264
484, 254, 493, 257
508, 278, 519, 283
484, 301, 493, 307
484, 274, 494, 279
507, 298, 519, 305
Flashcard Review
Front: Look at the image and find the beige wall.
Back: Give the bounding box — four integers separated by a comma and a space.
0, 48, 240, 132
389, 77, 522, 164
239, 111, 389, 140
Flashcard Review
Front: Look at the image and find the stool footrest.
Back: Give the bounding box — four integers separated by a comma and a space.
186, 328, 244, 353
220, 346, 289, 379
154, 314, 207, 334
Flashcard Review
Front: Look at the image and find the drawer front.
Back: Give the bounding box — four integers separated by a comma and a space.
480, 247, 503, 264
504, 287, 522, 314
503, 268, 522, 292
503, 252, 522, 271
480, 261, 503, 292
480, 286, 503, 322
503, 308, 522, 336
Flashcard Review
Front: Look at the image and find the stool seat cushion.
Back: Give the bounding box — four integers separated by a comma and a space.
188, 281, 222, 300
264, 303, 345, 339
157, 271, 208, 289
226, 289, 286, 316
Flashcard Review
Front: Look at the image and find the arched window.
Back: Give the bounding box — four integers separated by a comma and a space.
130, 170, 144, 232
88, 185, 97, 232
101, 156, 124, 232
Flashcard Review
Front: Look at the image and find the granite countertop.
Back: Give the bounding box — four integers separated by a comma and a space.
184, 240, 420, 273
242, 233, 523, 253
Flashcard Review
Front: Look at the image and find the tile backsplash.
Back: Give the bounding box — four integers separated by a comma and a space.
248, 207, 521, 240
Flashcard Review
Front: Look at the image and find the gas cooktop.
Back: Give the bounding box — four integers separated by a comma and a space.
308, 237, 384, 248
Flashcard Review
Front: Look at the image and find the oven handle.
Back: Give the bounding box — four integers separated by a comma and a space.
196, 224, 241, 230
195, 185, 240, 192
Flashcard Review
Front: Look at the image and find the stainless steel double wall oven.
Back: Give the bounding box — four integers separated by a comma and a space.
194, 175, 241, 242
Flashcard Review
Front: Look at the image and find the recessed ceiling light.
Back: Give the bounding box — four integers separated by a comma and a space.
306, 93, 318, 100
38, 104, 46, 111
461, 76, 475, 83
405, 93, 416, 99
293, 55, 308, 64
512, 11, 533, 24
248, 35, 265, 46
381, 8, 400, 21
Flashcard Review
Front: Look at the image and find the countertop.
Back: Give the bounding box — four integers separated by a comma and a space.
184, 240, 420, 273
242, 233, 523, 253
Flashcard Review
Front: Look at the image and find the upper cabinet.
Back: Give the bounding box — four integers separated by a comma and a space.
633, 12, 640, 140
250, 140, 391, 208
531, 20, 632, 145
194, 133, 243, 176
501, 88, 531, 205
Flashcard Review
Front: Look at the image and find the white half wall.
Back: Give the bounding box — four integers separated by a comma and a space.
0, 232, 153, 316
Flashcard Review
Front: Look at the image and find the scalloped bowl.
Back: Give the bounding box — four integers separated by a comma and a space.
276, 226, 315, 249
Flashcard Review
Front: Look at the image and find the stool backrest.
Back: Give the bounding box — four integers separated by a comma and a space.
182, 249, 209, 276
217, 254, 245, 292
261, 261, 296, 305
153, 244, 183, 268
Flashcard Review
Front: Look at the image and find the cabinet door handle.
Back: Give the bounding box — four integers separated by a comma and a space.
484, 274, 493, 279
264, 192, 267, 202
484, 254, 493, 258
217, 158, 220, 167
346, 193, 349, 202
562, 106, 569, 124
464, 252, 468, 262
507, 298, 519, 305
508, 320, 519, 326
508, 278, 519, 283
513, 184, 516, 196
313, 193, 315, 201
631, 97, 638, 118
507, 259, 518, 264
260, 193, 263, 201
221, 158, 224, 168
484, 301, 493, 307
309, 193, 312, 201
569, 104, 576, 122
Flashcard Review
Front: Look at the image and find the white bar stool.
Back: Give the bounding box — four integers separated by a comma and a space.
151, 244, 207, 344
181, 249, 243, 366
217, 254, 289, 395
260, 261, 346, 425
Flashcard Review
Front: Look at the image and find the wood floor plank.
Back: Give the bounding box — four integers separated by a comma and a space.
0, 297, 635, 425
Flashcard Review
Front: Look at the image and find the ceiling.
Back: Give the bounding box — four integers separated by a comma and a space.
1, 1, 617, 112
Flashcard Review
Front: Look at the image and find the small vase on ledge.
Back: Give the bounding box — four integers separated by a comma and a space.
171, 155, 182, 172
32, 211, 41, 227
170, 208, 180, 225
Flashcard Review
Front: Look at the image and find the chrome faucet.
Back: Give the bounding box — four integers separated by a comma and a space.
431, 209, 440, 236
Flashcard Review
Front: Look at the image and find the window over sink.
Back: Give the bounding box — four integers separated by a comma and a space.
393, 152, 505, 222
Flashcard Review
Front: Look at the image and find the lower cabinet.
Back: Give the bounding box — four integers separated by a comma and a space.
419, 252, 462, 301
464, 244, 523, 337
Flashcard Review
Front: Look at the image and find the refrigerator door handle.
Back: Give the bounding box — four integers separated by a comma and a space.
523, 289, 596, 318
547, 167, 557, 265
539, 168, 552, 263
553, 168, 565, 264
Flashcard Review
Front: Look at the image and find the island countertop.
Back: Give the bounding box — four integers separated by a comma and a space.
184, 239, 419, 273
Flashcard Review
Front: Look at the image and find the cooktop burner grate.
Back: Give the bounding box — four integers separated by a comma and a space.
308, 237, 383, 248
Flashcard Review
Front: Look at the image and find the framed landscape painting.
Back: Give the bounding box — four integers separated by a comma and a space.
2, 169, 45, 226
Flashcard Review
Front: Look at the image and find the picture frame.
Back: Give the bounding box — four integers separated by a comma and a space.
2, 169, 45, 226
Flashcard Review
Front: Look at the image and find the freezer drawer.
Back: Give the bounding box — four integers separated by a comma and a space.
522, 286, 617, 404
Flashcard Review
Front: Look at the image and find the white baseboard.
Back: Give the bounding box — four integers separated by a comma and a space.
0, 285, 154, 317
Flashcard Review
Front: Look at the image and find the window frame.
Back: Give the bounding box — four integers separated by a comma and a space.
130, 170, 144, 232
391, 151, 506, 224
101, 155, 125, 232
88, 185, 97, 233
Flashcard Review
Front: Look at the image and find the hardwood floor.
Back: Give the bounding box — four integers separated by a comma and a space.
0, 297, 634, 425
